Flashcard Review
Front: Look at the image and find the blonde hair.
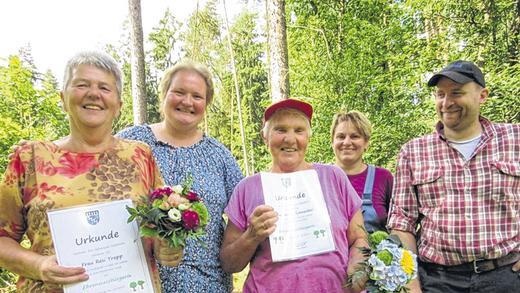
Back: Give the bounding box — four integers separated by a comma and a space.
330, 110, 372, 142
158, 60, 214, 106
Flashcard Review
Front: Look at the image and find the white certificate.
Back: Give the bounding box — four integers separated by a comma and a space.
47, 199, 155, 293
261, 170, 335, 262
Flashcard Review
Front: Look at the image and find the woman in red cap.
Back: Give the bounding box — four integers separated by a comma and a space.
220, 99, 367, 292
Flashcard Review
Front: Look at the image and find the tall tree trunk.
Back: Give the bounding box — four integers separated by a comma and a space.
266, 0, 290, 101
128, 0, 147, 125
223, 0, 250, 175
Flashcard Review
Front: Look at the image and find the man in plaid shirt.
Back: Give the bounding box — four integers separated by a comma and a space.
387, 60, 520, 293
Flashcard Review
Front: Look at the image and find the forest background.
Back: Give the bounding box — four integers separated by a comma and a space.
1, 0, 519, 291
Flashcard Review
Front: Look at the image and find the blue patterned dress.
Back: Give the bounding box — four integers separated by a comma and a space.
117, 125, 243, 293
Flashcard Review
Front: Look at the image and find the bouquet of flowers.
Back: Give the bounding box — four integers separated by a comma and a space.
126, 177, 209, 248
347, 231, 418, 293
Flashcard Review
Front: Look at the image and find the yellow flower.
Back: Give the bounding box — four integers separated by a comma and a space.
400, 250, 415, 275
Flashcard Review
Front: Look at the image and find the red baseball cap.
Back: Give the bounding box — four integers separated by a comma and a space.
263, 99, 313, 123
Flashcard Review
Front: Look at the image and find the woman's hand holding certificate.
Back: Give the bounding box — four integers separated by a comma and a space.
36, 255, 88, 284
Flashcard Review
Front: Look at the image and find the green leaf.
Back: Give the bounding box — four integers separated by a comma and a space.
140, 226, 158, 238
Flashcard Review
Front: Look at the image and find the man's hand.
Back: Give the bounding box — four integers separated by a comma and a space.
512, 259, 520, 275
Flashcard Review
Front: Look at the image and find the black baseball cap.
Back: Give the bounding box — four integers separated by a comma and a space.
428, 60, 485, 88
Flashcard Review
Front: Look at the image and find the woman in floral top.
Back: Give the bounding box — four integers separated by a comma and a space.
0, 51, 176, 292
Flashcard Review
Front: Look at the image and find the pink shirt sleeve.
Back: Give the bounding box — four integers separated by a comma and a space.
330, 165, 362, 221
224, 174, 264, 231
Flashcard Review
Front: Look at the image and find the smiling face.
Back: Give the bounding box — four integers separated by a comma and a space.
263, 109, 311, 173
434, 78, 488, 138
61, 64, 121, 133
162, 69, 207, 131
332, 121, 369, 169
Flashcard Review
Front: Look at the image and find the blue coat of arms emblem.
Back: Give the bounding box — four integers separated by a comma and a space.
281, 177, 291, 189
85, 210, 100, 225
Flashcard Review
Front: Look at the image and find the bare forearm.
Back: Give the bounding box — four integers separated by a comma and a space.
0, 237, 43, 280
349, 238, 368, 265
347, 237, 369, 293
391, 230, 418, 254
220, 227, 261, 273
346, 211, 370, 292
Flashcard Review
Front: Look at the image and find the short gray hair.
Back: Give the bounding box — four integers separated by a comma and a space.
63, 51, 122, 99
262, 108, 312, 137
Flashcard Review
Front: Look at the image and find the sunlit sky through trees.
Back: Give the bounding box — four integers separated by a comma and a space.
0, 0, 247, 84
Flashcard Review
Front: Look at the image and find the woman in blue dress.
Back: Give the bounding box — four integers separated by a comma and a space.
118, 61, 243, 293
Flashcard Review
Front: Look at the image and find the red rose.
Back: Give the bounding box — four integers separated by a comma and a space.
181, 210, 200, 230
150, 186, 173, 200
185, 191, 200, 202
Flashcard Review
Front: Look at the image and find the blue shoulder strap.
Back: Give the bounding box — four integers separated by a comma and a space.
362, 165, 376, 200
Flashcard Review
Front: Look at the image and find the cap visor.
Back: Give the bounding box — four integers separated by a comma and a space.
428, 71, 474, 86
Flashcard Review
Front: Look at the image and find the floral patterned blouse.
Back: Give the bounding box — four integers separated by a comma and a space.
117, 125, 244, 293
0, 139, 164, 292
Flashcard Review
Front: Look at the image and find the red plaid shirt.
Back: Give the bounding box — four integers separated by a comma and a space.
387, 117, 520, 265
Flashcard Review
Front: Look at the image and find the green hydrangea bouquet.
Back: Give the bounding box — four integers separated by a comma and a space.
347, 231, 418, 292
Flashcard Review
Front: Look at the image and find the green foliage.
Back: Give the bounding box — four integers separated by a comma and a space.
148, 9, 182, 72
481, 63, 520, 123
0, 50, 115, 290
286, 0, 518, 171
191, 202, 209, 226
1, 0, 518, 290
209, 11, 270, 173
106, 26, 162, 133
0, 54, 67, 175
286, 0, 434, 169
0, 268, 17, 292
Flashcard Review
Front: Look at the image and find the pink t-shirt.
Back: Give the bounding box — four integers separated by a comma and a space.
225, 164, 362, 293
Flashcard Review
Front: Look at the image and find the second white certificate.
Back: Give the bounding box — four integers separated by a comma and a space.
261, 170, 335, 262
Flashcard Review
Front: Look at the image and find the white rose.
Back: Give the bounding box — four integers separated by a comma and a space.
177, 203, 190, 211
168, 208, 181, 222
172, 185, 183, 194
